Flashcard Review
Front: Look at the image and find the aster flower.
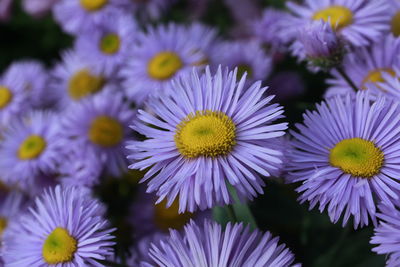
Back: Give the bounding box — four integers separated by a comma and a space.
2, 185, 115, 266
3, 60, 53, 109
326, 34, 400, 97
251, 8, 292, 51
127, 67, 287, 212
0, 70, 30, 126
120, 23, 206, 105
141, 220, 299, 267
75, 12, 137, 73
60, 90, 135, 176
370, 203, 400, 267
51, 50, 119, 108
0, 191, 27, 239
369, 66, 400, 100
287, 92, 400, 228
0, 0, 12, 21
52, 0, 128, 35
211, 40, 272, 84
286, 0, 390, 47
291, 20, 345, 71
0, 111, 60, 191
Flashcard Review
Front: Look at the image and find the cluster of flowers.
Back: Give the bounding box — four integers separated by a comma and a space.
2, 0, 400, 266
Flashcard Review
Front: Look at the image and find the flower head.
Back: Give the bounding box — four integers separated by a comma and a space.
141, 220, 299, 267
0, 111, 60, 191
293, 20, 345, 71
287, 92, 400, 228
120, 23, 207, 105
127, 67, 287, 212
286, 0, 390, 47
371, 203, 400, 267
60, 90, 135, 176
2, 185, 115, 266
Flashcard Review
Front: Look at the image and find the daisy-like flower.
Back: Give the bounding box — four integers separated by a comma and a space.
370, 66, 400, 100
211, 40, 272, 84
51, 50, 118, 108
52, 0, 127, 35
75, 12, 137, 73
120, 23, 206, 105
0, 71, 29, 126
371, 203, 400, 267
326, 34, 400, 97
286, 0, 390, 47
2, 185, 115, 266
60, 90, 135, 176
0, 191, 26, 239
251, 8, 292, 51
3, 60, 53, 109
127, 67, 287, 212
0, 111, 60, 191
287, 92, 400, 228
141, 220, 299, 267
291, 20, 345, 71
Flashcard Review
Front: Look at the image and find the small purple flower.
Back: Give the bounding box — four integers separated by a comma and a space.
127, 67, 287, 212
293, 20, 345, 70
287, 92, 400, 229
2, 185, 115, 266
141, 220, 300, 267
371, 203, 400, 267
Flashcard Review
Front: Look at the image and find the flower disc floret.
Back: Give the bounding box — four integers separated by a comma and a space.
42, 227, 77, 264
313, 6, 353, 30
174, 110, 236, 158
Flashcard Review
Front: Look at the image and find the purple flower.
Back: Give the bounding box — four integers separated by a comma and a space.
371, 203, 400, 267
287, 92, 400, 229
127, 67, 287, 212
286, 0, 390, 47
22, 0, 59, 18
141, 220, 300, 267
293, 20, 344, 70
60, 90, 135, 176
2, 185, 115, 266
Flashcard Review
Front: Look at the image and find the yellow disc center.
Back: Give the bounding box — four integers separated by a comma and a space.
0, 86, 13, 109
100, 33, 121, 54
154, 198, 193, 231
68, 69, 105, 101
80, 0, 108, 11
42, 227, 77, 264
391, 11, 400, 37
237, 64, 253, 79
88, 116, 123, 147
362, 68, 396, 89
0, 217, 8, 236
313, 6, 353, 30
18, 135, 47, 160
329, 138, 384, 178
148, 52, 183, 80
174, 111, 236, 158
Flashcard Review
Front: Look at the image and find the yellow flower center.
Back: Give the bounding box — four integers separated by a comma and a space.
237, 64, 253, 79
80, 0, 108, 11
148, 52, 183, 80
362, 68, 396, 90
329, 138, 384, 178
42, 227, 77, 265
0, 217, 8, 236
68, 69, 105, 101
391, 11, 400, 37
18, 135, 47, 160
100, 33, 121, 54
0, 86, 13, 109
174, 111, 236, 158
313, 6, 353, 30
88, 116, 123, 147
154, 198, 193, 231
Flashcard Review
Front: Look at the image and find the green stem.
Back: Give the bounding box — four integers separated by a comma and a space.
335, 66, 359, 92
226, 204, 238, 222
